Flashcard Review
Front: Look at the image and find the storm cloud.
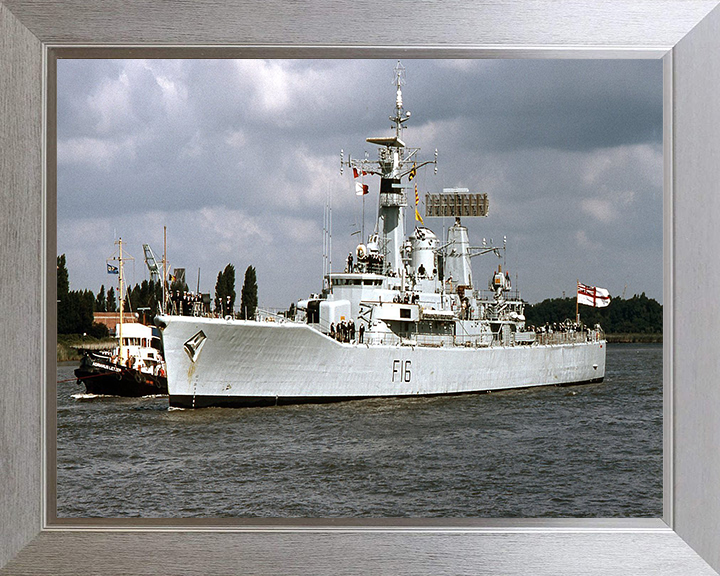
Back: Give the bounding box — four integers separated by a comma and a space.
57, 59, 662, 307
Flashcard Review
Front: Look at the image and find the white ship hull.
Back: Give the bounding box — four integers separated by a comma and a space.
158, 315, 606, 408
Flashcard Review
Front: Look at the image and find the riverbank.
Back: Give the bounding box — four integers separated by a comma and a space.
57, 334, 115, 362
606, 333, 662, 344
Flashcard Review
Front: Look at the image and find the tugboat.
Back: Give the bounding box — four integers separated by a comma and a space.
75, 238, 168, 396
156, 61, 606, 408
74, 323, 167, 396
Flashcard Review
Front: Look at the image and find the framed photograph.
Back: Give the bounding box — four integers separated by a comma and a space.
2, 1, 720, 574
53, 57, 664, 521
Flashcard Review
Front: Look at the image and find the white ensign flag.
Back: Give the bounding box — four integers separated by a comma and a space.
577, 282, 611, 308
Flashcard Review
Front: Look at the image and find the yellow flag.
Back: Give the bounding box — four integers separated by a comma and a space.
415, 208, 424, 224
409, 163, 417, 181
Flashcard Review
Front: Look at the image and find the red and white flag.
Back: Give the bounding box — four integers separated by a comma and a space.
577, 282, 611, 307
355, 182, 369, 196
352, 166, 367, 178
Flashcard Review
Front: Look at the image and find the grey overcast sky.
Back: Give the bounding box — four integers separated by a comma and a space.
57, 59, 662, 308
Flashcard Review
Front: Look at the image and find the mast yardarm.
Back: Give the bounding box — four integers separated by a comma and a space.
342, 61, 438, 274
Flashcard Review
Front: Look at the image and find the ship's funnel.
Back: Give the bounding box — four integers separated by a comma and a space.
445, 219, 472, 289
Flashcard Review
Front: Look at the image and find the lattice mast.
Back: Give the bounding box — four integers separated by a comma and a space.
342, 61, 437, 276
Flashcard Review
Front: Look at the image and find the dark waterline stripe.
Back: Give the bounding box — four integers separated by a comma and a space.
170, 377, 605, 409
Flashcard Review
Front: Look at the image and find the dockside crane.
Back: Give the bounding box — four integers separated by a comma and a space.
143, 243, 161, 284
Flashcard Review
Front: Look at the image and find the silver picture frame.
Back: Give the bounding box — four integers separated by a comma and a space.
2, 1, 720, 574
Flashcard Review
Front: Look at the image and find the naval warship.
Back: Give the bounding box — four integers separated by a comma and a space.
157, 62, 606, 409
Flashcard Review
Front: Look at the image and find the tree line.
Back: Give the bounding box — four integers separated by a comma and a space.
57, 254, 259, 335
57, 255, 109, 337
524, 293, 662, 334
59, 252, 659, 336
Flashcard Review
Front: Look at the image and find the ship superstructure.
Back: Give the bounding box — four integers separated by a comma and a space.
157, 62, 605, 408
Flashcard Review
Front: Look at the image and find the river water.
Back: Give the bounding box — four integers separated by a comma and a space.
56, 343, 662, 518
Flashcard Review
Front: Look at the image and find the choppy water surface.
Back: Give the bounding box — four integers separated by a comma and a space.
57, 343, 662, 518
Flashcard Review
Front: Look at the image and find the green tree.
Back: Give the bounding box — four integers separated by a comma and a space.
57, 254, 71, 333
214, 263, 236, 315
57, 254, 69, 295
240, 265, 258, 320
106, 287, 117, 312
213, 270, 223, 313
126, 280, 163, 319
153, 280, 163, 313
77, 289, 95, 333
95, 284, 107, 312
524, 294, 662, 334
124, 289, 133, 314
57, 255, 96, 334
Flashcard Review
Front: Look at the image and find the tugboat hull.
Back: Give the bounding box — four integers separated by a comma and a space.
74, 355, 167, 397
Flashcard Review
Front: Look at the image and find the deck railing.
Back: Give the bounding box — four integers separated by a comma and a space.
533, 329, 604, 346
